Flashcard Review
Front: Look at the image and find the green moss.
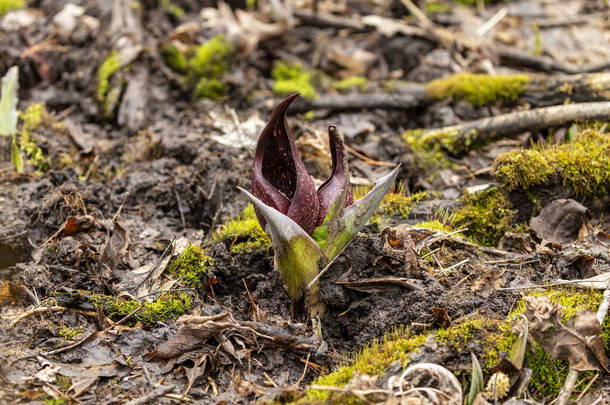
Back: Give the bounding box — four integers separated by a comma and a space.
164, 35, 232, 100
414, 219, 456, 233
483, 321, 517, 368
494, 128, 610, 199
214, 204, 271, 253
55, 375, 72, 392
0, 0, 24, 16
43, 399, 67, 405
452, 187, 516, 247
18, 103, 50, 172
353, 183, 429, 227
306, 328, 426, 402
435, 318, 498, 350
57, 325, 83, 340
494, 148, 553, 192
272, 62, 318, 99
332, 76, 368, 92
97, 50, 121, 103
507, 289, 608, 397
161, 44, 188, 74
425, 1, 450, 13
299, 289, 608, 403
187, 35, 232, 83
426, 73, 531, 107
403, 127, 476, 159
159, 0, 184, 18
20, 103, 44, 132
194, 78, 226, 100
89, 292, 192, 326
167, 244, 213, 288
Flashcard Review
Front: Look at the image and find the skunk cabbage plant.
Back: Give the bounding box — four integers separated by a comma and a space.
239, 93, 399, 317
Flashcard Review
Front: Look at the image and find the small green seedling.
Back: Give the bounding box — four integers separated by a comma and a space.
0, 66, 22, 172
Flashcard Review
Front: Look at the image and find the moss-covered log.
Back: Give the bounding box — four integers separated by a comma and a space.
293, 73, 610, 112
404, 101, 610, 156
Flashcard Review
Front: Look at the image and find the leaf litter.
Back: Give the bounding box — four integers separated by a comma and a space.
0, 0, 609, 404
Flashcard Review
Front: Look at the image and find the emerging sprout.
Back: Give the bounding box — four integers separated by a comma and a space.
240, 93, 399, 317
0, 66, 22, 173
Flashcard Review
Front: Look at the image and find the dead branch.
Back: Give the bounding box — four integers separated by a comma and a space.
499, 48, 610, 75
292, 92, 427, 112
123, 385, 176, 405
292, 73, 610, 113
10, 306, 67, 327
416, 101, 610, 156
293, 9, 366, 31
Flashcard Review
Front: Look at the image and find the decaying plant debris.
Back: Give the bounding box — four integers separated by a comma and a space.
1, 1, 609, 404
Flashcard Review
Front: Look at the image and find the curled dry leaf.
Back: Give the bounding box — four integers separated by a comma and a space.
524, 296, 609, 372
530, 199, 591, 246
550, 310, 609, 372
146, 313, 238, 359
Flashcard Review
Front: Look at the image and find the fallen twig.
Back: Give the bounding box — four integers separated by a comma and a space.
413, 101, 610, 156
555, 365, 579, 405
499, 48, 610, 74
124, 385, 176, 405
10, 306, 67, 327
292, 92, 427, 112
292, 73, 610, 114
293, 9, 366, 31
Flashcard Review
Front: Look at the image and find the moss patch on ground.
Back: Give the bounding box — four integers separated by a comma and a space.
507, 288, 608, 397
305, 328, 427, 402
355, 183, 429, 228
426, 73, 530, 107
167, 244, 213, 288
0, 0, 24, 16
299, 287, 607, 403
163, 35, 233, 100
402, 126, 473, 163
97, 50, 121, 108
332, 76, 368, 92
88, 292, 192, 327
452, 187, 517, 247
214, 204, 271, 253
18, 103, 50, 173
272, 61, 318, 99
57, 325, 83, 340
494, 128, 610, 199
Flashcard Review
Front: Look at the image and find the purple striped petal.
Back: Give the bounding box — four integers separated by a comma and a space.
251, 93, 320, 234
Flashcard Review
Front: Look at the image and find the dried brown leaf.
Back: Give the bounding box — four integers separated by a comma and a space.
530, 199, 590, 246
146, 313, 238, 360
550, 310, 609, 372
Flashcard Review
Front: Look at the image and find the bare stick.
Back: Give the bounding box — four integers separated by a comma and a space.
292, 92, 426, 113
596, 282, 610, 325
124, 385, 176, 405
556, 369, 579, 405
415, 101, 610, 156
292, 73, 610, 114
10, 306, 67, 327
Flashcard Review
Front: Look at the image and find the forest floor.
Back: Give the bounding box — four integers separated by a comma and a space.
0, 0, 609, 404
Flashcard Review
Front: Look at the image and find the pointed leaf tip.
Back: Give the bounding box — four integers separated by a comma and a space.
324, 164, 400, 260
317, 125, 353, 225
